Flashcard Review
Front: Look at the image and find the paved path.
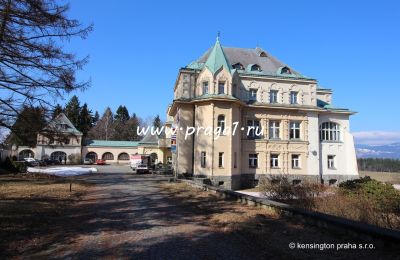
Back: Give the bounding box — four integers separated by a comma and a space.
25, 166, 397, 259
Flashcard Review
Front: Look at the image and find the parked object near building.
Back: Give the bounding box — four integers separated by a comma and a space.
168, 37, 359, 190
130, 154, 151, 174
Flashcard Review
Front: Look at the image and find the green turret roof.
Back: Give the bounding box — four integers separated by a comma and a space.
204, 37, 232, 74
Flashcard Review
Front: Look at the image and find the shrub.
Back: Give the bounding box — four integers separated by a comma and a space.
339, 177, 400, 214
259, 175, 326, 208
67, 153, 81, 164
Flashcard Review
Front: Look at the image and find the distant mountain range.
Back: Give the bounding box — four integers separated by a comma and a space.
356, 143, 400, 159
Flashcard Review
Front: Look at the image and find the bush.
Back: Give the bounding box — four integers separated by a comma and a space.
67, 153, 81, 164
259, 175, 326, 208
339, 177, 400, 214
0, 157, 28, 173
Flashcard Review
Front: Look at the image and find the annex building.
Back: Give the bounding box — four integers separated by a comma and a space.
168, 37, 358, 189
12, 113, 172, 165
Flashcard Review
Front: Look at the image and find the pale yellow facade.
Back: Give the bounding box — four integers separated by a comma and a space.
168, 39, 358, 189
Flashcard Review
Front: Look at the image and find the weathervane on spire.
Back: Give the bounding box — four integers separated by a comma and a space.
217, 31, 220, 41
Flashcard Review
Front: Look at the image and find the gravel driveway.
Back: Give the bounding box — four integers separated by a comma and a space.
22, 165, 398, 259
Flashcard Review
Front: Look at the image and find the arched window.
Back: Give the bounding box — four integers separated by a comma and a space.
232, 63, 244, 70
50, 151, 67, 162
118, 152, 129, 160
86, 152, 98, 161
19, 149, 35, 160
217, 115, 225, 132
250, 64, 261, 72
320, 122, 341, 142
281, 66, 291, 74
102, 152, 114, 160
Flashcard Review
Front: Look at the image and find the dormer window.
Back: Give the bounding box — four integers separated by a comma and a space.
232, 63, 244, 70
259, 51, 267, 57
251, 64, 262, 72
281, 67, 291, 74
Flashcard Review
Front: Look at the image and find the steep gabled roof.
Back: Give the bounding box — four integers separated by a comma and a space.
204, 37, 232, 74
187, 41, 309, 79
45, 113, 82, 135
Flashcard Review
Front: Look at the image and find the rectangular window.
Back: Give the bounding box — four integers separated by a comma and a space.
201, 152, 206, 168
247, 119, 261, 139
249, 154, 258, 168
270, 90, 278, 103
292, 154, 300, 168
218, 82, 225, 94
328, 155, 335, 169
249, 89, 257, 101
290, 121, 301, 140
218, 152, 224, 168
234, 152, 237, 168
202, 82, 209, 95
269, 121, 280, 139
270, 154, 279, 168
290, 91, 298, 104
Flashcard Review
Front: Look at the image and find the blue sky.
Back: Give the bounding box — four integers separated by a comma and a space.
63, 0, 400, 143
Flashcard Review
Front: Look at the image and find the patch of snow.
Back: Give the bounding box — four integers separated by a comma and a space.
236, 191, 265, 198
27, 167, 97, 177
393, 184, 400, 191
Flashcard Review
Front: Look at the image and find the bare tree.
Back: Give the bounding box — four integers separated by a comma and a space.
0, 0, 92, 132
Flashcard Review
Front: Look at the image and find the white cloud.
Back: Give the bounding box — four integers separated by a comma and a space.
352, 131, 400, 145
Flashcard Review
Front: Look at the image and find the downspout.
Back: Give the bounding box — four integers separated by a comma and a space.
211, 102, 214, 178
191, 72, 197, 175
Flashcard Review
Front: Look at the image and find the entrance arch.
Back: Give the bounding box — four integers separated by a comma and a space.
19, 149, 34, 160
50, 151, 67, 163
85, 152, 98, 162
102, 152, 114, 160
118, 152, 129, 161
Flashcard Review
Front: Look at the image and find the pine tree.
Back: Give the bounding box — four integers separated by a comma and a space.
93, 111, 100, 125
8, 106, 47, 147
153, 114, 162, 129
52, 104, 63, 118
126, 113, 140, 141
88, 107, 114, 140
115, 105, 130, 123
79, 103, 93, 137
64, 95, 81, 128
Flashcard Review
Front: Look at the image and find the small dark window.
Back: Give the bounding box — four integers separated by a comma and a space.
251, 64, 261, 72
281, 67, 291, 74
232, 63, 244, 70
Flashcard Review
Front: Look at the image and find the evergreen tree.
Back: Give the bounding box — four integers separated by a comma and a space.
153, 114, 162, 129
88, 107, 114, 140
79, 103, 93, 137
52, 104, 63, 118
64, 95, 81, 128
115, 105, 130, 123
8, 106, 47, 147
126, 113, 140, 141
93, 111, 100, 125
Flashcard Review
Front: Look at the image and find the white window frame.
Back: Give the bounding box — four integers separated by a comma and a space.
249, 154, 258, 168
218, 82, 225, 94
269, 121, 280, 139
201, 152, 206, 168
218, 152, 224, 168
202, 81, 209, 95
247, 119, 261, 139
320, 122, 341, 142
290, 121, 301, 140
270, 154, 279, 168
328, 155, 335, 169
290, 91, 298, 104
292, 154, 300, 169
249, 89, 257, 101
217, 115, 225, 133
270, 90, 278, 103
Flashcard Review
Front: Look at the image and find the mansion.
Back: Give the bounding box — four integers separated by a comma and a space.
168, 37, 358, 189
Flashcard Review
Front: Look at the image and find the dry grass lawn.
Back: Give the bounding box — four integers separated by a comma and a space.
0, 174, 92, 255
